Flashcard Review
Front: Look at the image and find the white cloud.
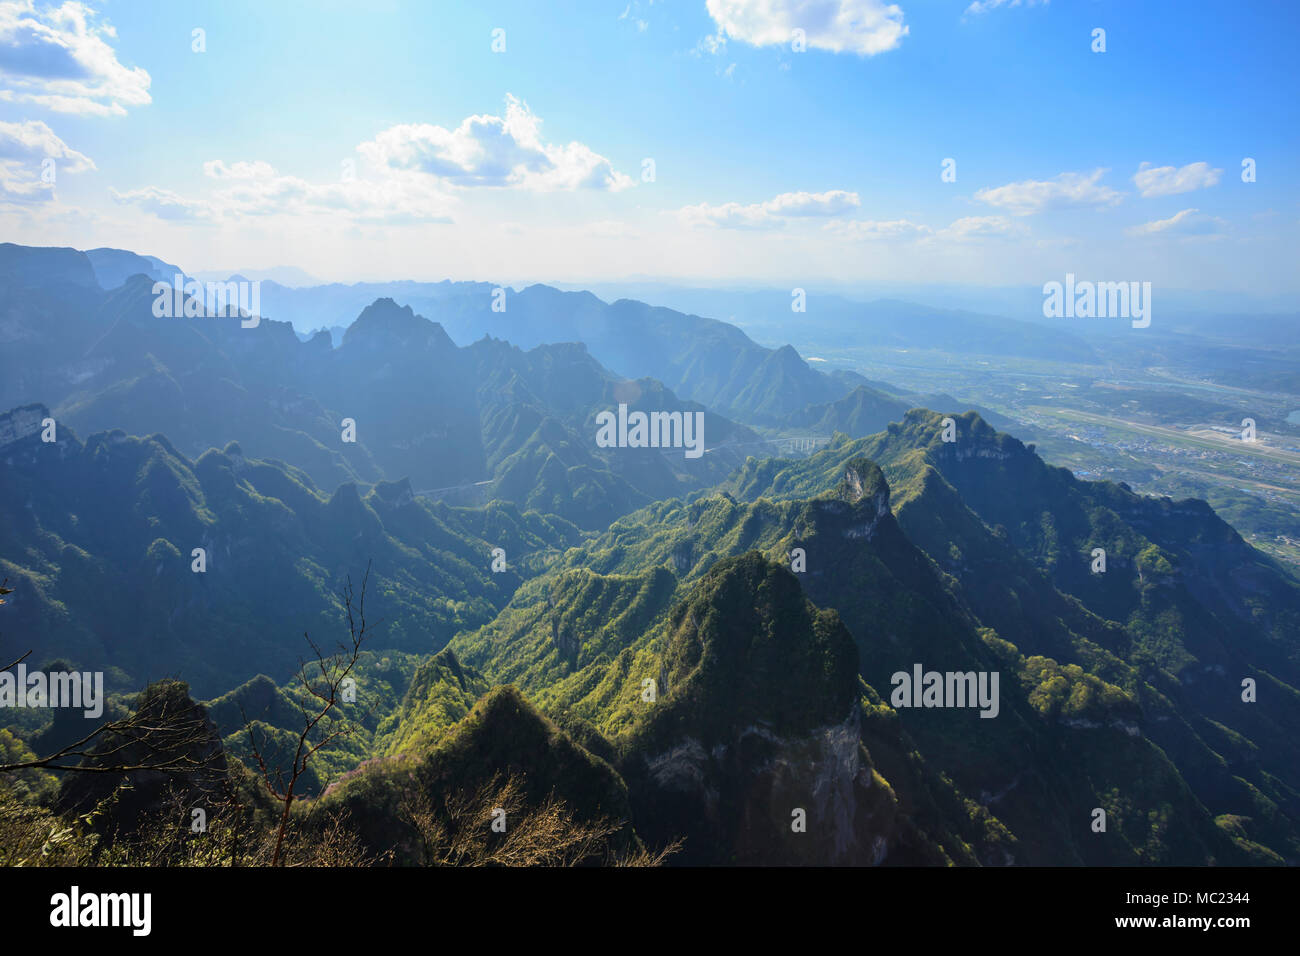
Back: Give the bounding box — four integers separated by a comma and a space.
113, 159, 457, 224
1125, 208, 1227, 238
0, 0, 150, 116
695, 32, 728, 55
825, 214, 1021, 243
824, 217, 931, 240
705, 0, 908, 56
766, 189, 859, 216
202, 160, 278, 181
680, 201, 770, 230
619, 1, 651, 32
109, 185, 215, 222
0, 118, 93, 202
964, 0, 1048, 16
358, 95, 633, 192
935, 214, 1022, 240
109, 98, 630, 226
680, 189, 860, 229
974, 169, 1123, 216
1132, 161, 1222, 198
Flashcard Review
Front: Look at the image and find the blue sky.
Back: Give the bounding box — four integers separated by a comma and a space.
1, 0, 1296, 294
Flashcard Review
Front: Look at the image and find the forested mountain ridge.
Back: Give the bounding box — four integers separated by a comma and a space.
0, 405, 582, 694
439, 412, 1299, 863
2, 241, 1296, 867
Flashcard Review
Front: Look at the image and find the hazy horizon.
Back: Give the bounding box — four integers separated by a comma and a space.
2, 1, 1297, 295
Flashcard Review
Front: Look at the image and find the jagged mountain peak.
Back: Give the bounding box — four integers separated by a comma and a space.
837, 457, 890, 511
641, 552, 859, 744
343, 297, 454, 351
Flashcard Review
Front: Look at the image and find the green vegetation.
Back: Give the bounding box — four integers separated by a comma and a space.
1, 245, 1297, 866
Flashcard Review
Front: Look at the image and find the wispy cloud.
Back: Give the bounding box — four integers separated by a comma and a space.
1132, 161, 1222, 198
826, 214, 1022, 243
109, 185, 215, 222
113, 159, 457, 224
934, 214, 1023, 241
680, 189, 860, 229
705, 0, 908, 56
1126, 207, 1227, 238
975, 169, 1123, 216
694, 32, 727, 56
618, 1, 651, 34
824, 218, 931, 240
964, 0, 1048, 17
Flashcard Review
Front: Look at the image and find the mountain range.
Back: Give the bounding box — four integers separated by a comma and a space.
1, 242, 1296, 866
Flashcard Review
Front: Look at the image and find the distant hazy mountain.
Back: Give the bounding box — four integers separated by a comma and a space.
560, 284, 1102, 360
6, 245, 1042, 433
296, 325, 346, 347
395, 284, 859, 425
194, 265, 324, 288
575, 280, 1300, 336
197, 271, 867, 425
253, 276, 492, 331
84, 247, 186, 290
0, 241, 100, 289
788, 384, 911, 437
0, 245, 763, 529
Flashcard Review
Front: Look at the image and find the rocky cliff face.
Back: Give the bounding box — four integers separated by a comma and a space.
641, 704, 895, 865
0, 403, 50, 450
623, 553, 893, 864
